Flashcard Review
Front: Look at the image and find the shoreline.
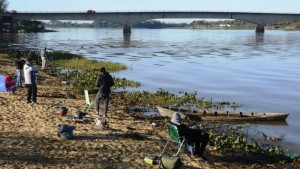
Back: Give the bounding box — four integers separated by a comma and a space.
0, 55, 210, 168
0, 55, 299, 168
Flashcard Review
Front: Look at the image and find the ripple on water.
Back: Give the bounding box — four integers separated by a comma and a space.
4, 28, 300, 153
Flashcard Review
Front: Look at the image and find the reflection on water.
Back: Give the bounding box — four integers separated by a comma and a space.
255, 33, 264, 45
0, 33, 42, 50
123, 33, 131, 47
0, 33, 17, 47
255, 121, 288, 126
1, 28, 300, 153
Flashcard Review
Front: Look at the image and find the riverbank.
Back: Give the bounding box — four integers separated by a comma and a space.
0, 55, 299, 168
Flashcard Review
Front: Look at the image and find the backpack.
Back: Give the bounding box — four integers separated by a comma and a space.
159, 153, 183, 169
57, 124, 76, 139
60, 107, 68, 116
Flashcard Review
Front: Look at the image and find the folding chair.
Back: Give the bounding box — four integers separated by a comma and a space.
162, 123, 194, 156
82, 90, 95, 113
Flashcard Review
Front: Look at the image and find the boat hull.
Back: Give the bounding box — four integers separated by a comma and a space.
156, 106, 289, 122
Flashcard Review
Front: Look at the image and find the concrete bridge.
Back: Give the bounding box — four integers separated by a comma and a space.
2, 11, 300, 33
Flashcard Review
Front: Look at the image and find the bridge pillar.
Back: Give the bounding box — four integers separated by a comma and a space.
9, 18, 17, 33
0, 18, 2, 32
256, 25, 265, 33
123, 25, 131, 34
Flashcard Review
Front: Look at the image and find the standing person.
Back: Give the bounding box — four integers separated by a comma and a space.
94, 67, 114, 117
170, 112, 209, 160
40, 47, 48, 70
15, 54, 25, 87
24, 56, 39, 104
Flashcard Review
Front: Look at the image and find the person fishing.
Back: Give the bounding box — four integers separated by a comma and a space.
94, 67, 114, 118
170, 112, 209, 160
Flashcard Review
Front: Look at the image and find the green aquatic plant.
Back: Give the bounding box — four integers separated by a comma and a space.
113, 89, 216, 110
56, 68, 140, 92
177, 91, 198, 108
114, 77, 141, 89
207, 123, 286, 158
48, 50, 81, 61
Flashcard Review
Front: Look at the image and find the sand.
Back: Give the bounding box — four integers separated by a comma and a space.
1, 57, 299, 169
0, 58, 214, 169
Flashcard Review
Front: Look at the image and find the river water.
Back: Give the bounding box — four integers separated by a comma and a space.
1, 28, 300, 153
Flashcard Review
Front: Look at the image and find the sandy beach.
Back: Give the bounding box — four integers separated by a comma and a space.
0, 56, 208, 169
0, 56, 299, 169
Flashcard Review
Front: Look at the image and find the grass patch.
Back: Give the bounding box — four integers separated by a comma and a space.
52, 57, 126, 72
48, 51, 127, 73
0, 53, 10, 59
46, 51, 140, 92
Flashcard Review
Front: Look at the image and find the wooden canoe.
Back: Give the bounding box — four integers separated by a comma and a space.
156, 106, 289, 122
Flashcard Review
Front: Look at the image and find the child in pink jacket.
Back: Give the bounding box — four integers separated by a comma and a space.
4, 73, 16, 94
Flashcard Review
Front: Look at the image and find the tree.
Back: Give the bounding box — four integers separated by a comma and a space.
0, 0, 8, 13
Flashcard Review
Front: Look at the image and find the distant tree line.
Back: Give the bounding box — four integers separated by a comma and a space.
268, 21, 300, 30
43, 20, 256, 29
3, 19, 300, 33
188, 20, 257, 29
16, 20, 46, 33
45, 20, 95, 28
44, 20, 257, 29
44, 20, 188, 29
43, 19, 300, 30
0, 0, 46, 33
132, 20, 188, 29
1, 19, 47, 33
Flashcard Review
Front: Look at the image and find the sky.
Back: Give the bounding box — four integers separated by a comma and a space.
8, 0, 300, 13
